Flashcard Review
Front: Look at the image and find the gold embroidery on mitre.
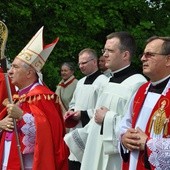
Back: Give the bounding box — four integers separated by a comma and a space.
34, 60, 43, 71
18, 50, 32, 61
149, 99, 169, 135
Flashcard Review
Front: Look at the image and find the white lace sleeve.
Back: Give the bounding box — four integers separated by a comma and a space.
147, 138, 170, 169
21, 113, 36, 154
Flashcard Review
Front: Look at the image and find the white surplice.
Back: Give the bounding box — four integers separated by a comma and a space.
65, 73, 147, 169
119, 78, 170, 170
68, 73, 108, 161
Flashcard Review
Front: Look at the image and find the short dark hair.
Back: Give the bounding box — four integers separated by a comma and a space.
106, 32, 136, 59
146, 36, 170, 55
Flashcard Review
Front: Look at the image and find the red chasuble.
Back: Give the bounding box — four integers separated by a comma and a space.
0, 68, 16, 112
123, 81, 170, 170
0, 85, 69, 170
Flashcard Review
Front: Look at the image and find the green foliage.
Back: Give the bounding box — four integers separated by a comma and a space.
0, 0, 170, 90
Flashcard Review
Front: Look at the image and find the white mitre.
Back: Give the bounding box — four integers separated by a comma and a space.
16, 26, 59, 72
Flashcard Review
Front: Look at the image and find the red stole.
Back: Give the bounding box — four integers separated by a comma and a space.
123, 81, 170, 170
58, 77, 76, 88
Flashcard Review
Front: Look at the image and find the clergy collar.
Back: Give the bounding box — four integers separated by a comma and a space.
86, 69, 98, 77
18, 81, 39, 96
84, 70, 102, 84
112, 65, 137, 78
151, 75, 170, 86
109, 65, 137, 84
111, 64, 130, 76
148, 76, 170, 94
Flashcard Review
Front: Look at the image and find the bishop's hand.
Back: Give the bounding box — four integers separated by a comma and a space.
7, 103, 23, 120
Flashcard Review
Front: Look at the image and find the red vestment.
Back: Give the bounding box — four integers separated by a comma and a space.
0, 85, 69, 170
0, 68, 16, 112
122, 81, 170, 169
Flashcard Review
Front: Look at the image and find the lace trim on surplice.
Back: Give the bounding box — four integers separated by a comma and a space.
147, 138, 170, 169
21, 113, 36, 154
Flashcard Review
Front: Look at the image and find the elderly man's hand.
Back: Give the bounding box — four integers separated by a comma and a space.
0, 115, 14, 131
7, 103, 23, 120
136, 127, 148, 150
121, 128, 140, 151
121, 127, 148, 151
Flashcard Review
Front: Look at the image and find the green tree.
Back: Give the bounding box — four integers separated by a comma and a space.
0, 0, 169, 90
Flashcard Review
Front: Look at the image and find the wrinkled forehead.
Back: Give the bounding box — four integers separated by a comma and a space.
12, 57, 34, 72
145, 39, 164, 52
12, 57, 25, 66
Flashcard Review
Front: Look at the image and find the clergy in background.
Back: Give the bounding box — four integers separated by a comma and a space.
64, 32, 147, 170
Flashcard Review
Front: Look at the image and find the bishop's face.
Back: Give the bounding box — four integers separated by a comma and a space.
8, 58, 32, 89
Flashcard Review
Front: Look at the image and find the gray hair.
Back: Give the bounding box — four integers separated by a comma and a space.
61, 62, 75, 72
22, 61, 37, 74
